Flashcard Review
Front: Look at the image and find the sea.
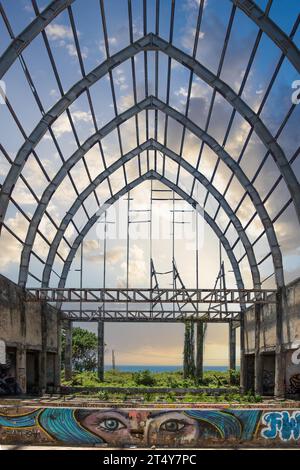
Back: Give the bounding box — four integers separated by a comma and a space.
104, 365, 232, 373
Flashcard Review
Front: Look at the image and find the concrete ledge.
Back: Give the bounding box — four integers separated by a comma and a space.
60, 386, 238, 395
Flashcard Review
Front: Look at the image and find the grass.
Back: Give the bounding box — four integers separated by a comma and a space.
60, 368, 263, 403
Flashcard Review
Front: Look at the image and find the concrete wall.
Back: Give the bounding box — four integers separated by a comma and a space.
244, 277, 300, 396
245, 278, 300, 352
0, 406, 300, 447
0, 275, 60, 394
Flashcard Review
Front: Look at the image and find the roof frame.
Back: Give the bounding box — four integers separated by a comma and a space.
0, 34, 299, 237
17, 96, 283, 287
1, 0, 299, 81
55, 170, 245, 298
231, 0, 300, 72
32, 139, 260, 289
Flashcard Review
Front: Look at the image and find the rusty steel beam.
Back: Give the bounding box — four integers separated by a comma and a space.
26, 287, 277, 304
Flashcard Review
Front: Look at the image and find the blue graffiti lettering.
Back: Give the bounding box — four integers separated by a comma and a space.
261, 411, 300, 441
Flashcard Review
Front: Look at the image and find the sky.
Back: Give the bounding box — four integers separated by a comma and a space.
0, 0, 299, 366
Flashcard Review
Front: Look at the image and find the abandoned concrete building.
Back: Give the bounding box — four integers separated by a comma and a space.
0, 0, 300, 401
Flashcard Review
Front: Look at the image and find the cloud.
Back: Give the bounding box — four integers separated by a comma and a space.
65, 43, 88, 59
117, 244, 147, 287
52, 110, 93, 137
46, 23, 73, 41
46, 23, 88, 59
0, 211, 31, 268
98, 37, 118, 58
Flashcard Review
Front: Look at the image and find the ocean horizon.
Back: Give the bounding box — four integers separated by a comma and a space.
104, 365, 238, 373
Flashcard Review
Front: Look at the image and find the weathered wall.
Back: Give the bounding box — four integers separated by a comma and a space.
244, 278, 300, 352
0, 406, 299, 448
0, 275, 60, 394
244, 277, 300, 396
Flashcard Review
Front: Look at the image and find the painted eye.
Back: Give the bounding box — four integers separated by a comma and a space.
98, 418, 126, 432
160, 420, 186, 432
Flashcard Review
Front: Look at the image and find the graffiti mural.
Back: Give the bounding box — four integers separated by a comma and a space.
261, 411, 300, 441
0, 364, 22, 396
0, 407, 262, 447
0, 407, 299, 447
289, 374, 300, 394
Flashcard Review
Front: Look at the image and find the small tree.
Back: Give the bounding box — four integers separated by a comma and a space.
61, 327, 98, 372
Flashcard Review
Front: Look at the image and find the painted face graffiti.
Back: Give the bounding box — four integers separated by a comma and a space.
78, 410, 199, 446
2, 407, 300, 447
145, 412, 199, 446
77, 410, 149, 446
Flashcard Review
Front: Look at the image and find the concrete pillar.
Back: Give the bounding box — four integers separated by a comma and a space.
54, 314, 62, 391
195, 321, 204, 382
18, 288, 27, 394
16, 346, 26, 394
275, 287, 285, 398
64, 321, 72, 381
229, 321, 236, 386
239, 312, 246, 393
39, 302, 48, 394
97, 321, 104, 381
254, 303, 263, 395
229, 321, 236, 371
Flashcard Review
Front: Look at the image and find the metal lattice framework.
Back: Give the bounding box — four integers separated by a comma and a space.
0, 0, 299, 302
61, 309, 242, 322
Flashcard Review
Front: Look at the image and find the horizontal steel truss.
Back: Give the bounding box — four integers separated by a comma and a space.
61, 309, 241, 322
26, 287, 277, 305
1, 33, 299, 244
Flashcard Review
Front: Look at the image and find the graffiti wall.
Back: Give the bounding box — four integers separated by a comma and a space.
286, 350, 300, 397
0, 407, 300, 447
0, 365, 22, 396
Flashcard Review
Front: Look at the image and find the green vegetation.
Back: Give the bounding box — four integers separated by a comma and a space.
60, 368, 263, 403
61, 327, 98, 372
62, 368, 241, 388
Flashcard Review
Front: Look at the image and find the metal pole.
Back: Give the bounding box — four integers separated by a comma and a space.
64, 320, 72, 381
172, 190, 175, 314
195, 203, 203, 381
80, 241, 83, 315
127, 192, 130, 294
254, 302, 263, 394
150, 181, 153, 314
112, 349, 116, 371
97, 211, 107, 381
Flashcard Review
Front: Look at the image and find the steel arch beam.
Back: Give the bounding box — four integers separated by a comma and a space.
33, 139, 260, 290
0, 0, 75, 79
55, 170, 245, 295
1, 1, 298, 79
231, 0, 300, 73
1, 34, 299, 233
18, 96, 283, 287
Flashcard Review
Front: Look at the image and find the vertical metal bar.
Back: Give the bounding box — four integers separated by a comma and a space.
172, 190, 175, 314
126, 193, 130, 316
80, 241, 83, 315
